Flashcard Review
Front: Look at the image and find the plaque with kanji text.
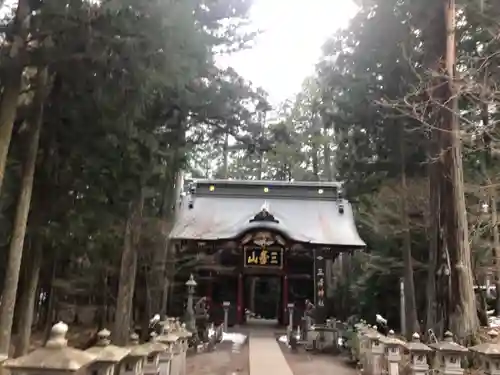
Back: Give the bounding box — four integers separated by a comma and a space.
244, 246, 283, 268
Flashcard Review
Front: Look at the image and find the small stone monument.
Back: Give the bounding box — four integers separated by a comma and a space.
469, 330, 500, 375
429, 331, 468, 375
120, 333, 153, 375
85, 329, 130, 375
4, 321, 96, 375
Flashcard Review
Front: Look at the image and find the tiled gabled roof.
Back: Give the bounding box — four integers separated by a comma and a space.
169, 180, 366, 248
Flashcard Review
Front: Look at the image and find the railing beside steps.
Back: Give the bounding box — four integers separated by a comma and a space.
291, 317, 500, 375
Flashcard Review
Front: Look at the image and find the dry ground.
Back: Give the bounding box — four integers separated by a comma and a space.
277, 340, 357, 375
186, 341, 249, 375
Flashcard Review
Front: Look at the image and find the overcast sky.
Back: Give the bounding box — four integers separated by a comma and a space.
0, 0, 358, 106
217, 0, 358, 105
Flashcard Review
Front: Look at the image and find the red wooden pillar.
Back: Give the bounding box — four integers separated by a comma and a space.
237, 273, 243, 324
282, 275, 289, 325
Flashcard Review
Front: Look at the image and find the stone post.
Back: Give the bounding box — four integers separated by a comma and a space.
429, 331, 468, 375
185, 274, 197, 334
287, 303, 297, 350
406, 333, 432, 375
4, 322, 96, 375
287, 303, 294, 331
470, 330, 500, 375
223, 301, 230, 332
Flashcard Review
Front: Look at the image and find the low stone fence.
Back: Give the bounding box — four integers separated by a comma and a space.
0, 317, 208, 375
349, 321, 500, 375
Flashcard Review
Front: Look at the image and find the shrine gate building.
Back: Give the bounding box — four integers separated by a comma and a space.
168, 179, 366, 326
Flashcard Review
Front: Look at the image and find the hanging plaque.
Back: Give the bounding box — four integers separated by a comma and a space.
244, 246, 283, 268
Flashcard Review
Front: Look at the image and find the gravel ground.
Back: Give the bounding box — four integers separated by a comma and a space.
186, 341, 249, 375
277, 340, 357, 375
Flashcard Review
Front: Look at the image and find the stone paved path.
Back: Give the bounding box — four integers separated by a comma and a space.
249, 332, 293, 375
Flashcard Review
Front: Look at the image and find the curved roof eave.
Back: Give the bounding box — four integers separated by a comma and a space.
169, 195, 366, 248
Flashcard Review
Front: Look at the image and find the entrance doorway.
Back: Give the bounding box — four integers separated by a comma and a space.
245, 276, 281, 320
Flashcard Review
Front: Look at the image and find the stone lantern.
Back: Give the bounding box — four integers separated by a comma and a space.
470, 330, 500, 375
406, 333, 432, 375
356, 323, 371, 368
381, 330, 407, 375
156, 331, 179, 375
167, 324, 184, 375
85, 329, 130, 375
140, 332, 168, 375
184, 274, 197, 334
365, 327, 385, 375
121, 333, 153, 375
429, 331, 468, 375
4, 321, 96, 375
177, 323, 192, 375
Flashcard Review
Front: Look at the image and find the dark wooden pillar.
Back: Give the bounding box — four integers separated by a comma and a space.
237, 273, 243, 324
282, 248, 288, 325
207, 272, 213, 308
282, 275, 289, 325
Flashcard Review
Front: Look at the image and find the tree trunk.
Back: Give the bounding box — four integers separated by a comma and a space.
150, 167, 176, 317
112, 189, 145, 345
490, 180, 500, 314
440, 0, 479, 342
14, 236, 42, 357
323, 120, 333, 181
222, 132, 229, 178
425, 140, 441, 335
41, 248, 58, 337
310, 111, 321, 181
479, 86, 500, 315
399, 130, 419, 338
0, 66, 48, 355
423, 0, 447, 339
0, 0, 31, 195
162, 171, 184, 315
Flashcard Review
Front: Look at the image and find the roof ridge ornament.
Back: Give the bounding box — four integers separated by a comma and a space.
250, 201, 279, 223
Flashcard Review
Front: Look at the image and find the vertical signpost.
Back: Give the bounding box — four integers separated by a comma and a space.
314, 249, 327, 324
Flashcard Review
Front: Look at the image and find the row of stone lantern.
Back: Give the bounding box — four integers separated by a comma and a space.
351, 321, 500, 375
1, 317, 192, 375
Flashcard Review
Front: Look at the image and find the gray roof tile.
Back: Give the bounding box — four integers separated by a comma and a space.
169, 185, 366, 247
